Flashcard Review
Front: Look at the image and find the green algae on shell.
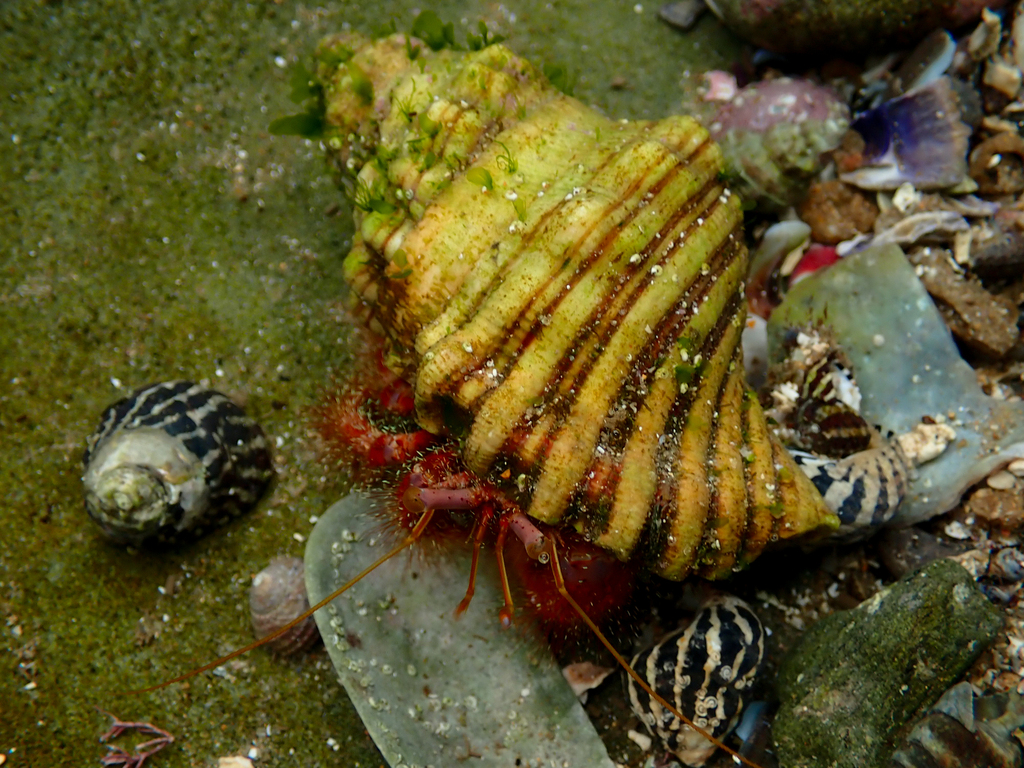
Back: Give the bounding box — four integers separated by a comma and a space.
314, 32, 837, 582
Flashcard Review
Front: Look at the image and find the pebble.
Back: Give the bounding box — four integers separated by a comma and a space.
773, 559, 1003, 768
970, 220, 1024, 279
988, 469, 1019, 490
704, 0, 1007, 56
657, 0, 706, 31
967, 486, 1024, 529
797, 180, 879, 245
908, 248, 1019, 358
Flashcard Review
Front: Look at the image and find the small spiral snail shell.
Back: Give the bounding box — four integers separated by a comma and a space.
249, 556, 320, 655
82, 381, 272, 545
626, 594, 765, 766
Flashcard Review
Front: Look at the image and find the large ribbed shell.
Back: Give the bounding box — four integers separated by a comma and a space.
319, 33, 837, 579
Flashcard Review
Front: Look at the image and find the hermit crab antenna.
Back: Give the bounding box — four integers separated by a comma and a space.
128, 508, 437, 695
545, 538, 765, 768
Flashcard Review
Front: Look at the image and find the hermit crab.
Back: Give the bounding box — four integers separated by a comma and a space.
318, 29, 838, 573
305, 26, 842, 764
148, 25, 865, 767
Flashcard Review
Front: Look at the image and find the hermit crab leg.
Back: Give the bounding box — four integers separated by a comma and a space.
454, 503, 496, 617
545, 538, 765, 768
507, 510, 549, 562
129, 507, 437, 694
494, 514, 517, 628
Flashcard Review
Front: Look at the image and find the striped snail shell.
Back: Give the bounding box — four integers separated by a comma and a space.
626, 594, 765, 766
82, 381, 272, 545
249, 556, 320, 655
765, 331, 909, 532
316, 32, 837, 581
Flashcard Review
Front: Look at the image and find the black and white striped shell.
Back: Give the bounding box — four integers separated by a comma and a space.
317, 32, 838, 582
765, 331, 909, 532
249, 556, 320, 655
82, 381, 272, 545
626, 594, 765, 766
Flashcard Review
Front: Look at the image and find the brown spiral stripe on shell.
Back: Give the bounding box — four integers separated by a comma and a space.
249, 556, 320, 656
321, 33, 837, 580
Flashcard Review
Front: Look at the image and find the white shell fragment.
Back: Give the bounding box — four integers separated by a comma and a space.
896, 422, 957, 466
769, 245, 1024, 525
562, 661, 615, 700
304, 492, 616, 768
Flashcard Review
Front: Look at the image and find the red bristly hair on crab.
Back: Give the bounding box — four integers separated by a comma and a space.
313, 346, 642, 638
312, 348, 438, 477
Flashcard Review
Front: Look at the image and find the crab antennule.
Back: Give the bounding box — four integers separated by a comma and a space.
546, 537, 764, 768
131, 507, 436, 695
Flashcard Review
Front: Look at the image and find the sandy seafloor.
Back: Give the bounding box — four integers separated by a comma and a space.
0, 1, 741, 766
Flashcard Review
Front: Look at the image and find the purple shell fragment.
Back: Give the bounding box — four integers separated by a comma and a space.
841, 77, 971, 191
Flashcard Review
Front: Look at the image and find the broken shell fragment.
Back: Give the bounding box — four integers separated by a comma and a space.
888, 29, 957, 97
841, 77, 971, 191
306, 492, 618, 767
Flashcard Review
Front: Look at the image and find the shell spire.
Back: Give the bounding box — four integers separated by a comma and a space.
316, 32, 837, 580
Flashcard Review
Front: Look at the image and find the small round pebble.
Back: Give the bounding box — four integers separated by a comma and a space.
798, 180, 880, 245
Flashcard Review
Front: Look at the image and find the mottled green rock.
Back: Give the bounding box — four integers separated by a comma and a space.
774, 559, 1003, 768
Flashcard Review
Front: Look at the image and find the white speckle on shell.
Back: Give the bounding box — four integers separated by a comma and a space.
249, 556, 320, 655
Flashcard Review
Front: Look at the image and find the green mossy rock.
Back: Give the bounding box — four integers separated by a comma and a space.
774, 559, 1003, 768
